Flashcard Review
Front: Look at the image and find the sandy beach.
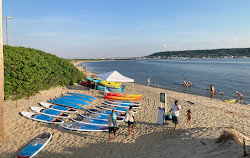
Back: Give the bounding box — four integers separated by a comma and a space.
0, 60, 249, 158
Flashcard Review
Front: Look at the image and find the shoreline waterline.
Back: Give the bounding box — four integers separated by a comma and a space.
80, 59, 250, 104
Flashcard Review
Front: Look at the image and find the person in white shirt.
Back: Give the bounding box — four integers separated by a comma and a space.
169, 100, 181, 130
126, 106, 136, 136
107, 109, 118, 141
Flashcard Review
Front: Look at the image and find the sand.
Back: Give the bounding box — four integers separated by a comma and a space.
0, 60, 249, 158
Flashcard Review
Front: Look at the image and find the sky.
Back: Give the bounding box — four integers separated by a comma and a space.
3, 0, 250, 59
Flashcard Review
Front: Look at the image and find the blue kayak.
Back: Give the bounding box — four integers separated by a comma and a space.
17, 132, 52, 158
67, 93, 96, 100
48, 100, 83, 110
53, 98, 89, 105
60, 95, 93, 102
60, 122, 108, 132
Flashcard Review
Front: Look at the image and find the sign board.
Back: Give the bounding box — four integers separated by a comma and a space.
157, 107, 165, 125
160, 93, 165, 103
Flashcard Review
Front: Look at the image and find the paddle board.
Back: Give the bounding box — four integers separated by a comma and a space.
60, 122, 108, 132
39, 102, 77, 113
53, 98, 89, 105
20, 112, 64, 124
60, 95, 93, 102
98, 105, 137, 113
30, 107, 70, 118
87, 108, 125, 118
215, 91, 224, 95
66, 92, 96, 100
48, 100, 83, 110
80, 113, 124, 122
102, 102, 141, 109
16, 132, 52, 158
71, 117, 108, 126
105, 100, 141, 105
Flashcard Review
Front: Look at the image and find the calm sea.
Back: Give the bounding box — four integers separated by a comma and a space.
81, 59, 250, 104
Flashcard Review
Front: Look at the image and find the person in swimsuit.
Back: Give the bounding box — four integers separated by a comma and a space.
185, 110, 192, 128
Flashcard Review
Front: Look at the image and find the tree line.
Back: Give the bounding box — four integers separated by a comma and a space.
147, 48, 250, 58
4, 46, 85, 100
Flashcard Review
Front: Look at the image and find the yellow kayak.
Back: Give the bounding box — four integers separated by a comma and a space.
224, 99, 236, 103
99, 81, 121, 88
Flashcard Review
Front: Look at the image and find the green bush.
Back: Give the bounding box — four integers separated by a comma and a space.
3, 46, 85, 100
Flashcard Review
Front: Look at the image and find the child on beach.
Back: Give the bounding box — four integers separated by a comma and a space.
185, 110, 192, 128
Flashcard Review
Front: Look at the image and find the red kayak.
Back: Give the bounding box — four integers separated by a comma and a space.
107, 93, 142, 98
104, 95, 142, 101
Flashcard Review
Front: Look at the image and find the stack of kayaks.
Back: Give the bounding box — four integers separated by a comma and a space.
105, 100, 141, 106
104, 93, 142, 101
96, 85, 125, 92
16, 132, 52, 158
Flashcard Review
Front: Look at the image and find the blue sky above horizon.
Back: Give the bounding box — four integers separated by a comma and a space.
3, 0, 250, 59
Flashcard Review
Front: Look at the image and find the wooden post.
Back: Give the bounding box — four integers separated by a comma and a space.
243, 138, 247, 157
0, 0, 4, 142
2, 16, 14, 46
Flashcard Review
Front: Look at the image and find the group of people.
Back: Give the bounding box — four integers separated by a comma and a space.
167, 100, 192, 130
183, 78, 192, 87
108, 106, 136, 141
210, 85, 243, 103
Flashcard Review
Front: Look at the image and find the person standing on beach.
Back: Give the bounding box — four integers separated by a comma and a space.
235, 91, 243, 104
147, 78, 151, 86
185, 110, 192, 128
108, 109, 118, 141
169, 100, 181, 130
126, 106, 136, 136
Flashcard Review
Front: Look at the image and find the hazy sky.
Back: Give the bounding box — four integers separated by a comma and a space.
3, 0, 250, 59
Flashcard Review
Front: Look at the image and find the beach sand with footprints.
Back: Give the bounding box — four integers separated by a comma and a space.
0, 60, 249, 158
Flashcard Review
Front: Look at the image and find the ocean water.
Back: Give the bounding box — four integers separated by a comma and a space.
81, 59, 250, 104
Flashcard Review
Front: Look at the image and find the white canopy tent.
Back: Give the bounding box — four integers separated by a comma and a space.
97, 70, 134, 94
97, 70, 134, 82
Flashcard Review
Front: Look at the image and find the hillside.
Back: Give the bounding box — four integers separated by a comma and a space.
147, 48, 250, 59
3, 46, 85, 100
